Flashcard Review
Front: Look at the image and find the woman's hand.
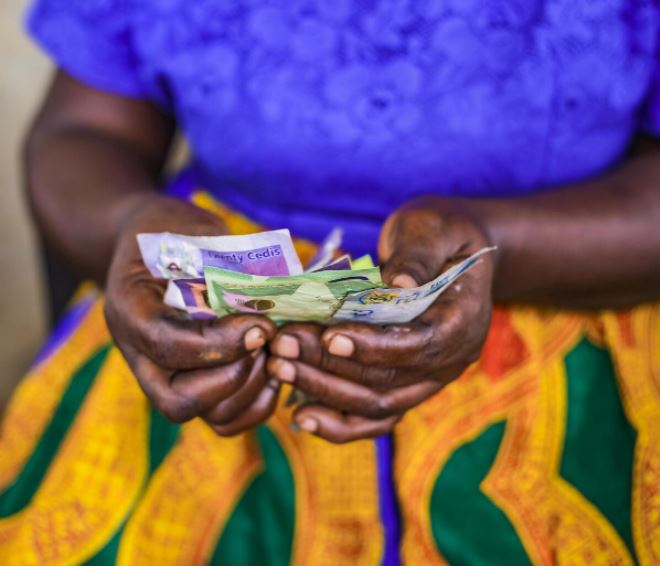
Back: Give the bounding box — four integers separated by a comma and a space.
104, 196, 280, 435
267, 198, 495, 443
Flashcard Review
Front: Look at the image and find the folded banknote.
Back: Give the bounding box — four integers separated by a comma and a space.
163, 278, 216, 319
139, 228, 494, 325
304, 227, 343, 272
203, 248, 494, 324
204, 267, 383, 322
161, 253, 365, 318
332, 247, 496, 324
137, 229, 303, 279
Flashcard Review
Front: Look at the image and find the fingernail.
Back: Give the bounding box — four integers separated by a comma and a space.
298, 417, 318, 433
274, 334, 299, 359
327, 334, 354, 357
271, 358, 296, 383
244, 327, 265, 350
391, 274, 419, 289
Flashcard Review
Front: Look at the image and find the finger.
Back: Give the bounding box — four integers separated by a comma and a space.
268, 357, 443, 419
292, 405, 400, 444
276, 307, 475, 385
128, 350, 188, 422
137, 308, 276, 369
203, 352, 268, 425
380, 249, 434, 289
126, 346, 252, 423
276, 321, 439, 371
210, 379, 281, 437
320, 321, 443, 368
105, 277, 276, 370
273, 327, 420, 388
416, 290, 491, 367
171, 358, 253, 411
271, 323, 323, 360
274, 324, 440, 388
378, 208, 452, 287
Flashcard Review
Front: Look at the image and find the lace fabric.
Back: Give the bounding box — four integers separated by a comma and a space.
28, 0, 659, 254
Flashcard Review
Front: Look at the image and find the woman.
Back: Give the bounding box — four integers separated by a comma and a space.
1, 0, 659, 564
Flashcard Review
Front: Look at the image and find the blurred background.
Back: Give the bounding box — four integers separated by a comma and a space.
0, 0, 48, 410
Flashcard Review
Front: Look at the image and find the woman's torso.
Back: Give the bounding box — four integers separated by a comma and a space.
121, 0, 657, 253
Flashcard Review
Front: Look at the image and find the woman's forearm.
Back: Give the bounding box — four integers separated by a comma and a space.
23, 72, 174, 284
450, 148, 660, 309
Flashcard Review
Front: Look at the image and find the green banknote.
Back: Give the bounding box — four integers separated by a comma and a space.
204, 266, 383, 322
350, 255, 375, 270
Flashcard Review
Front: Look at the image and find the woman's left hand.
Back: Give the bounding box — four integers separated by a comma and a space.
267, 198, 495, 443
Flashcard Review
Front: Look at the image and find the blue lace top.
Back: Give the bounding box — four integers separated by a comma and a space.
28, 0, 660, 255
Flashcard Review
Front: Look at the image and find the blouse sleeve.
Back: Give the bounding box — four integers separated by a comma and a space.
26, 0, 148, 99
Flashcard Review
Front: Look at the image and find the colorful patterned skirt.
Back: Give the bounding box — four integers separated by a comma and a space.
1, 185, 659, 566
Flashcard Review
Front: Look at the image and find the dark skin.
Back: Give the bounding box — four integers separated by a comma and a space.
25, 71, 660, 442
25, 72, 281, 435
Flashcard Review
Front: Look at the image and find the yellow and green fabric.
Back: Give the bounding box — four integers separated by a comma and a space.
0, 191, 658, 565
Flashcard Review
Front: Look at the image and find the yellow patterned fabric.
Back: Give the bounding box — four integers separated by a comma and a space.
0, 191, 658, 565
397, 306, 660, 565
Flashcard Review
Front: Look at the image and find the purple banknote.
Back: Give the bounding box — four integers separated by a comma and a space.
137, 229, 303, 279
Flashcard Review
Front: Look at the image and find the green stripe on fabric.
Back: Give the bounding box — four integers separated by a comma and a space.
430, 421, 531, 566
83, 405, 181, 565
147, 405, 181, 474
83, 528, 123, 566
561, 337, 636, 559
0, 345, 111, 517
210, 426, 294, 566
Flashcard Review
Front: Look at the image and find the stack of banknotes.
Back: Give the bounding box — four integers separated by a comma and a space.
137, 229, 494, 325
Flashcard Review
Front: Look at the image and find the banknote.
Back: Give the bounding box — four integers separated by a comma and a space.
332, 247, 496, 324
311, 254, 352, 272
204, 267, 383, 322
142, 227, 492, 326
137, 229, 303, 279
305, 227, 343, 272
164, 254, 361, 317
312, 254, 375, 272
350, 255, 375, 270
163, 278, 216, 319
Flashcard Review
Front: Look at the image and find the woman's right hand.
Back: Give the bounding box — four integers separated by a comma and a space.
104, 195, 280, 435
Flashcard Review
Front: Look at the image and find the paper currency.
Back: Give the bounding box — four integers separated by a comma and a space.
137, 229, 303, 279
163, 278, 215, 319
312, 254, 375, 272
350, 255, 375, 270
139, 228, 495, 326
305, 227, 343, 272
311, 254, 352, 272
163, 252, 376, 318
333, 247, 495, 324
204, 267, 383, 322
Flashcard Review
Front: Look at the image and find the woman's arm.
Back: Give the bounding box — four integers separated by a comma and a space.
23, 71, 282, 433
268, 140, 660, 442
24, 71, 174, 283
443, 143, 660, 309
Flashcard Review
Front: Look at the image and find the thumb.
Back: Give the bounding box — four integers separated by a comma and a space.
380, 248, 434, 289
378, 209, 449, 288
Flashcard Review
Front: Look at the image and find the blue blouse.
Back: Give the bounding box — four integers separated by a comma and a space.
28, 0, 660, 256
